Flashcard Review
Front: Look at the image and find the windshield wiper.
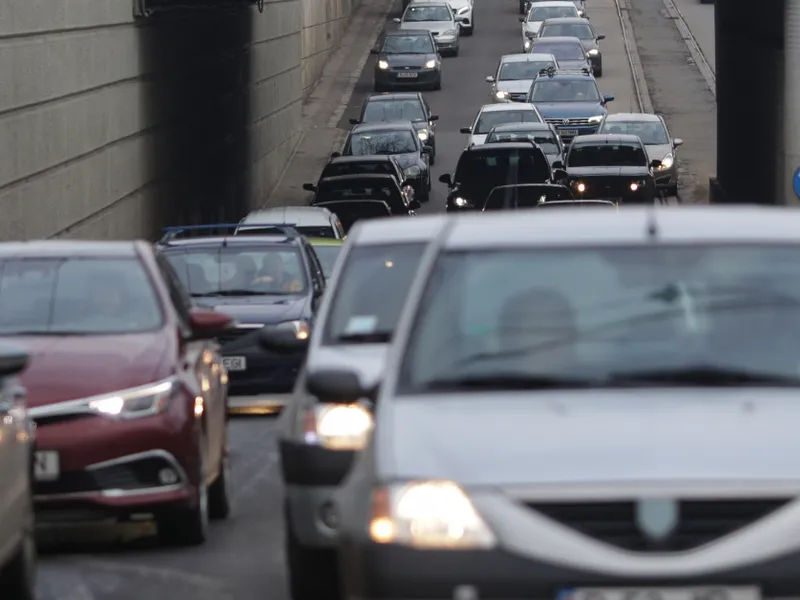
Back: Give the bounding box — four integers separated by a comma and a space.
604, 366, 800, 387
423, 373, 595, 391
335, 331, 392, 343
192, 289, 283, 297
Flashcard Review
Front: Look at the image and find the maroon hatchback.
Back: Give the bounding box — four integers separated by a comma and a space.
0, 241, 234, 546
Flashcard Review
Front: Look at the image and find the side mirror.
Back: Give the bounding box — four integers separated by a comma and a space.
455, 15, 467, 22
485, 75, 495, 82
313, 281, 324, 298
421, 145, 433, 155
439, 173, 453, 185
258, 325, 309, 354
392, 17, 401, 23
0, 344, 29, 377
518, 16, 525, 21
429, 115, 439, 121
302, 183, 317, 192
188, 308, 234, 340
460, 127, 472, 134
673, 138, 684, 147
650, 159, 662, 169
603, 94, 614, 103
409, 198, 422, 210
553, 168, 568, 179
331, 151, 341, 158
552, 160, 564, 169
597, 34, 605, 40
306, 369, 376, 403
349, 118, 361, 125
370, 47, 379, 55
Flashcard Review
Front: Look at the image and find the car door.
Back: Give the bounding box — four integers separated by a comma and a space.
0, 373, 30, 565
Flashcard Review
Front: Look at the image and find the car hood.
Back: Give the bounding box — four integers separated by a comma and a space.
399, 21, 454, 33
383, 389, 800, 486
14, 333, 169, 407
392, 152, 421, 170
645, 143, 673, 162
567, 166, 650, 177
534, 102, 604, 118
469, 134, 488, 146
496, 80, 534, 94
381, 53, 435, 68
522, 22, 543, 35
194, 295, 307, 325
309, 344, 388, 388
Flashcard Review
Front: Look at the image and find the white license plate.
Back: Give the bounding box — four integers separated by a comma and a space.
559, 587, 761, 600
222, 356, 247, 371
397, 72, 418, 78
34, 451, 60, 481
560, 129, 580, 136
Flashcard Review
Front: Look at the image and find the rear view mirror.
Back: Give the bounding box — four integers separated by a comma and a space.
650, 159, 662, 169
553, 168, 568, 180
349, 118, 360, 125
422, 145, 433, 155
429, 115, 439, 121
0, 344, 29, 377
409, 198, 422, 210
460, 127, 472, 134
331, 151, 341, 158
302, 183, 316, 192
552, 160, 564, 169
258, 325, 309, 354
189, 309, 234, 340
597, 34, 605, 40
673, 138, 684, 147
485, 75, 495, 82
455, 16, 467, 22
603, 94, 614, 103
392, 17, 401, 23
306, 369, 375, 403
518, 16, 525, 21
439, 173, 453, 185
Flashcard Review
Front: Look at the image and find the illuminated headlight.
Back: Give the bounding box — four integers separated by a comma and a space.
587, 115, 603, 123
572, 181, 586, 193
440, 29, 457, 37
587, 49, 599, 56
369, 481, 496, 549
578, 8, 585, 15
524, 39, 532, 50
454, 197, 469, 206
88, 378, 176, 419
424, 59, 437, 69
303, 404, 374, 450
274, 319, 311, 340
659, 153, 674, 169
404, 165, 422, 177
378, 60, 389, 70
456, 5, 469, 14
495, 90, 509, 100
629, 180, 646, 191
417, 129, 429, 142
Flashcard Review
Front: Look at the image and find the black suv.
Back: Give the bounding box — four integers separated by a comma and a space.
439, 141, 567, 211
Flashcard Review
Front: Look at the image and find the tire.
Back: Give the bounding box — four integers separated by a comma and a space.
452, 47, 459, 57
0, 506, 36, 600
157, 436, 210, 546
462, 26, 474, 36
208, 446, 233, 520
594, 65, 602, 77
285, 512, 340, 600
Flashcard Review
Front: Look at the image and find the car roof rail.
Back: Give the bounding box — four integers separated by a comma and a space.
158, 223, 299, 244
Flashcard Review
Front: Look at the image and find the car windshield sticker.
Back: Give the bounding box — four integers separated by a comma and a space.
345, 315, 379, 334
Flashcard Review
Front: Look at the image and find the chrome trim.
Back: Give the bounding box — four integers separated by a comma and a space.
236, 323, 265, 329
34, 484, 184, 501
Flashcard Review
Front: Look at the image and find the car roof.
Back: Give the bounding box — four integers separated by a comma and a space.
161, 235, 299, 249
385, 29, 433, 36
366, 92, 422, 101
534, 71, 594, 81
479, 103, 538, 113
0, 240, 144, 258
442, 207, 800, 249
603, 112, 662, 122
329, 155, 395, 164
406, 1, 450, 7
351, 120, 416, 132
528, 0, 580, 6
349, 214, 449, 245
532, 36, 584, 44
541, 16, 590, 23
490, 122, 553, 132
501, 53, 556, 63
307, 237, 344, 246
241, 206, 333, 226
571, 133, 643, 144
467, 141, 541, 152
319, 173, 397, 183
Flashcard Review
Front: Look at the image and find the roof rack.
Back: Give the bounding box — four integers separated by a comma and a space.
158, 223, 298, 244
537, 66, 592, 77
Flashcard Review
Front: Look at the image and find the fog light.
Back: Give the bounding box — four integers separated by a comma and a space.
158, 468, 179, 485
630, 182, 639, 191
319, 501, 339, 529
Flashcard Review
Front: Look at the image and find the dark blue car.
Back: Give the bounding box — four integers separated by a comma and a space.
156, 224, 326, 415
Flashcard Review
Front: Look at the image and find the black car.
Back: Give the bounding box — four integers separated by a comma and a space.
439, 141, 567, 211
371, 30, 441, 92
341, 121, 432, 202
351, 92, 439, 163
536, 199, 617, 208
482, 183, 574, 210
310, 174, 419, 215
537, 17, 605, 76
156, 224, 326, 414
562, 133, 661, 204
314, 200, 393, 232
485, 122, 564, 166
304, 156, 414, 200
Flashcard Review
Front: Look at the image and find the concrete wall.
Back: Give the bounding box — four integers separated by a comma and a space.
0, 0, 360, 241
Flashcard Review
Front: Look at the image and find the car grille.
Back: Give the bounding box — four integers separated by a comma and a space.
509, 93, 527, 102
524, 499, 790, 552
546, 117, 592, 126
393, 66, 423, 71
573, 176, 638, 195
216, 327, 257, 347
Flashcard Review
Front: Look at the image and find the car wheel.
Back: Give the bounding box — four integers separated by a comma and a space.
285, 506, 340, 600
0, 501, 36, 600
208, 444, 233, 520
594, 65, 602, 77
452, 47, 459, 57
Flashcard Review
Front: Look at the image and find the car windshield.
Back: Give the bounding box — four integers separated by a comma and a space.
568, 142, 648, 167
487, 130, 560, 153
455, 150, 552, 187
403, 5, 451, 21
484, 185, 573, 210
540, 23, 594, 39
475, 110, 541, 133
531, 42, 585, 60
347, 130, 418, 155
0, 258, 163, 335
164, 247, 308, 296
499, 61, 555, 80
310, 244, 342, 279
529, 6, 579, 20
530, 79, 600, 102
323, 243, 427, 344
599, 120, 669, 144
382, 34, 436, 53
398, 246, 800, 392
237, 224, 336, 239
363, 100, 426, 122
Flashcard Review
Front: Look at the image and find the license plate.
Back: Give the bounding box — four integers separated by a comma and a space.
34, 451, 60, 481
559, 129, 580, 136
397, 72, 418, 78
558, 587, 761, 600
222, 356, 247, 371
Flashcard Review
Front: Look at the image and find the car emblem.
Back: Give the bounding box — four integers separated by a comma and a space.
635, 499, 679, 541
562, 118, 571, 125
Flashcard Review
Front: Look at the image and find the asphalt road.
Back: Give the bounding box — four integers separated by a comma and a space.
672, 0, 715, 69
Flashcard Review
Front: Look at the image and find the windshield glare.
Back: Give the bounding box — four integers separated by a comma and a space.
398, 246, 800, 391
363, 100, 426, 122
487, 131, 559, 152
599, 120, 669, 144
530, 80, 599, 102
404, 6, 452, 21
499, 61, 555, 80
165, 247, 308, 296
568, 143, 648, 167
0, 258, 163, 335
382, 35, 435, 54
475, 110, 541, 133
531, 42, 584, 60
540, 23, 594, 39
348, 130, 418, 155
529, 6, 579, 20
323, 243, 426, 343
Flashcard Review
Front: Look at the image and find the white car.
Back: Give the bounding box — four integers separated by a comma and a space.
520, 0, 580, 51
448, 0, 474, 34
460, 102, 545, 146
486, 53, 559, 103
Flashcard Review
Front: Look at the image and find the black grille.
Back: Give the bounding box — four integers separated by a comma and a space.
524, 499, 789, 552
32, 413, 92, 428
216, 327, 255, 347
35, 456, 181, 496
509, 93, 527, 102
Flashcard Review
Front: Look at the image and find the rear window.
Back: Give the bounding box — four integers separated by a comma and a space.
568, 143, 648, 167
455, 149, 552, 186
531, 41, 584, 60
475, 110, 541, 134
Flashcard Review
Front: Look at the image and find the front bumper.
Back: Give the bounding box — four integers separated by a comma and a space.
375, 69, 441, 88
435, 37, 458, 52
568, 178, 654, 203
653, 164, 678, 190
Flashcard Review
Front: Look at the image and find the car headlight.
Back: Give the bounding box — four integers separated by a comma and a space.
524, 39, 532, 50
587, 48, 599, 56
659, 153, 674, 169
587, 115, 603, 123
369, 481, 496, 549
303, 403, 374, 450
456, 5, 469, 14
404, 165, 422, 177
417, 129, 429, 141
88, 378, 177, 419
441, 29, 457, 36
572, 181, 586, 193
274, 319, 311, 340
378, 60, 389, 70
495, 90, 509, 100
424, 59, 437, 69
578, 9, 585, 16
454, 196, 469, 206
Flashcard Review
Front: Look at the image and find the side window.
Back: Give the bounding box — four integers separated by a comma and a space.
304, 244, 325, 290
156, 253, 193, 332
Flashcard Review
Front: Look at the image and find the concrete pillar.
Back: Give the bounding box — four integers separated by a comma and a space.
784, 0, 800, 204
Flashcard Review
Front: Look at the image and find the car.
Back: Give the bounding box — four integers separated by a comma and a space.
485, 53, 559, 103
310, 174, 420, 215
527, 0, 586, 16
528, 36, 592, 72
460, 103, 544, 146
0, 241, 233, 545
562, 133, 661, 203
330, 205, 800, 599
526, 67, 614, 144
306, 156, 415, 202
238, 206, 346, 240
157, 225, 325, 416
393, 1, 460, 56
598, 112, 684, 196
306, 237, 343, 280
314, 200, 395, 233
0, 345, 34, 599
440, 141, 564, 211
485, 122, 565, 166
258, 215, 446, 600
536, 198, 617, 208
340, 121, 432, 201
537, 17, 605, 76
415, 0, 474, 34
519, 1, 580, 50
370, 30, 442, 92
351, 92, 439, 163
482, 182, 574, 210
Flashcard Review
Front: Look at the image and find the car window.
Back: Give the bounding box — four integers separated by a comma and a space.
531, 41, 584, 60
530, 79, 600, 102
311, 244, 343, 278
403, 5, 452, 21
540, 23, 594, 39
156, 253, 194, 332
529, 6, 579, 20
382, 34, 436, 54
455, 149, 552, 187
486, 130, 560, 154
346, 130, 418, 155
398, 245, 800, 392
475, 110, 542, 133
598, 121, 669, 144
567, 143, 648, 167
363, 100, 427, 123
0, 258, 163, 335
498, 61, 555, 81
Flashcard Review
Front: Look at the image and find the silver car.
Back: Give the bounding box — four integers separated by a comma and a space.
394, 1, 461, 56
486, 53, 559, 103
259, 216, 446, 600
598, 112, 684, 197
519, 0, 580, 51
329, 206, 800, 599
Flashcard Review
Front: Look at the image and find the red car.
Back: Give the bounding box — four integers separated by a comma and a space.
0, 241, 233, 546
